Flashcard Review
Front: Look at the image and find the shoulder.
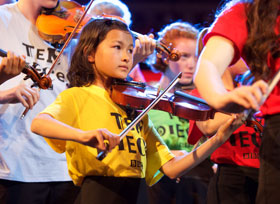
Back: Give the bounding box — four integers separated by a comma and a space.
60, 85, 107, 99
0, 3, 17, 17
221, 2, 246, 15
212, 2, 247, 29
59, 86, 86, 97
0, 3, 19, 27
204, 2, 249, 64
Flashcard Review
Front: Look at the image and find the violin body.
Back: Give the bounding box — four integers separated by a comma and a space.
37, 7, 182, 62
36, 0, 91, 44
111, 81, 215, 121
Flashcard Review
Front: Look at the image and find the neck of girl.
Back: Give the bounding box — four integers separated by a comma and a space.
93, 75, 114, 91
17, 1, 41, 25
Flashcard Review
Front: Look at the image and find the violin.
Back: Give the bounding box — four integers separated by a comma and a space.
36, 3, 181, 62
110, 80, 215, 121
97, 72, 183, 160
0, 49, 52, 89
36, 0, 92, 45
97, 74, 215, 160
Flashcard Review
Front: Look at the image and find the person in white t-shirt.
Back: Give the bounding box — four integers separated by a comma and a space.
0, 0, 15, 5
0, 0, 80, 203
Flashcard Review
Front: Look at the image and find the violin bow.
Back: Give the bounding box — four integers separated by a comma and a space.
244, 68, 280, 121
96, 72, 182, 161
20, 0, 96, 119
262, 68, 280, 104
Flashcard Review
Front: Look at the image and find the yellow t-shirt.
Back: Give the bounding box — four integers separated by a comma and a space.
41, 85, 174, 186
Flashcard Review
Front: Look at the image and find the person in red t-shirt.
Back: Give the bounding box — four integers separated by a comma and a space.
193, 0, 280, 203
189, 27, 262, 204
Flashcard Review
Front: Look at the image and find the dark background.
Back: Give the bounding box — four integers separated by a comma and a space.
76, 0, 224, 72
78, 0, 224, 35
122, 0, 222, 35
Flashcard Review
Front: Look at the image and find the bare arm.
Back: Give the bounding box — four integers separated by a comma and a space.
161, 115, 242, 179
31, 113, 120, 151
132, 33, 156, 68
196, 112, 232, 136
194, 36, 235, 108
194, 36, 267, 112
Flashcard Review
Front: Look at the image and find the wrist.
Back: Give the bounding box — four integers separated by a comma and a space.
0, 89, 15, 104
212, 133, 224, 148
0, 73, 10, 85
72, 129, 84, 143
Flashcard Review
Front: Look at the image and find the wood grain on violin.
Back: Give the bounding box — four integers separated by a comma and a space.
36, 0, 91, 44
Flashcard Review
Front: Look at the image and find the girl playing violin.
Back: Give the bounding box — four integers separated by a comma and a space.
31, 17, 243, 204
89, 0, 150, 82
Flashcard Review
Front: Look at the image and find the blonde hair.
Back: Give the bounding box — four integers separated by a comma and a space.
89, 0, 132, 26
153, 22, 198, 72
196, 27, 208, 57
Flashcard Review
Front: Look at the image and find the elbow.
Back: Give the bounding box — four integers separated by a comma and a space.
202, 128, 216, 137
161, 160, 181, 179
196, 122, 216, 136
165, 172, 177, 180
30, 117, 39, 134
31, 114, 47, 134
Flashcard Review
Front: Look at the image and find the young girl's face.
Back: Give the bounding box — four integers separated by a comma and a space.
168, 37, 197, 85
90, 29, 134, 81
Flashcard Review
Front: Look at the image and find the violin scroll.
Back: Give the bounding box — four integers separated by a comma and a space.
131, 31, 181, 63
0, 49, 52, 90
168, 47, 181, 61
156, 41, 181, 62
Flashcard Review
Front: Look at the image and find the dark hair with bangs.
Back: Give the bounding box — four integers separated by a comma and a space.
67, 18, 132, 87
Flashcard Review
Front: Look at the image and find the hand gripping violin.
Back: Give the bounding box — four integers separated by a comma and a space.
0, 49, 52, 90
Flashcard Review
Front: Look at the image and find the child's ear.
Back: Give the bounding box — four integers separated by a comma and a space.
87, 53, 95, 63
83, 47, 95, 63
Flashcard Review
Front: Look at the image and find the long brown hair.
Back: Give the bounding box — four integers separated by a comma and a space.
218, 0, 280, 80
243, 0, 280, 80
67, 18, 131, 87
